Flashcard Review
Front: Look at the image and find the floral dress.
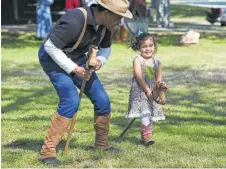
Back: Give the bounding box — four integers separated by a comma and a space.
126, 54, 165, 121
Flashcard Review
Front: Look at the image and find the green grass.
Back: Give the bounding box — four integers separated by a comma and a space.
2, 16, 226, 168
171, 4, 207, 18
147, 4, 208, 23
170, 4, 208, 24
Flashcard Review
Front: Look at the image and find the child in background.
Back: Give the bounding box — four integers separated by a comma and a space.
126, 32, 167, 146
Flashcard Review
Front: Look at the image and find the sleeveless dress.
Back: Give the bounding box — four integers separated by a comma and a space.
126, 54, 165, 121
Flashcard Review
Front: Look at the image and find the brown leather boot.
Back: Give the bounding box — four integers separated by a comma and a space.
39, 113, 71, 166
94, 113, 121, 152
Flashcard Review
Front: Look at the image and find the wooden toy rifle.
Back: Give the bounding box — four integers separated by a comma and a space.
64, 46, 98, 154
119, 85, 167, 139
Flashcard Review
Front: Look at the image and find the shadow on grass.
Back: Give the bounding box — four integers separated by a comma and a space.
1, 87, 55, 114
111, 107, 225, 133
155, 32, 226, 46
3, 137, 109, 154
201, 32, 226, 40
166, 114, 226, 126
103, 64, 226, 134
4, 138, 43, 151
156, 34, 181, 46
2, 29, 225, 50
171, 5, 207, 18
164, 66, 226, 84
110, 115, 226, 144
1, 62, 42, 77
2, 30, 226, 155
1, 31, 43, 49
166, 88, 226, 117
3, 138, 77, 153
114, 32, 226, 47
113, 34, 182, 47
1, 115, 52, 122
112, 135, 141, 145
1, 60, 55, 114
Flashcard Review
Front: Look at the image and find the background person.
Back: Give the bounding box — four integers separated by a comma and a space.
36, 0, 54, 40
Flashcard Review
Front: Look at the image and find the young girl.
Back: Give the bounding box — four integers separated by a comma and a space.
126, 32, 167, 146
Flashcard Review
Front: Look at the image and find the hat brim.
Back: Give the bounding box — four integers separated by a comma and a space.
96, 0, 133, 19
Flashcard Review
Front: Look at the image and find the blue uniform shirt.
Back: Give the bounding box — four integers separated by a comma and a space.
48, 5, 112, 60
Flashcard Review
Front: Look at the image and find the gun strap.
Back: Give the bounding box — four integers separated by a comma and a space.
71, 8, 88, 50
69, 9, 106, 52
45, 8, 106, 53
99, 27, 106, 46
43, 7, 87, 53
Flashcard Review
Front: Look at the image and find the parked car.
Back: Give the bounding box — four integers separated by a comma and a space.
206, 8, 226, 26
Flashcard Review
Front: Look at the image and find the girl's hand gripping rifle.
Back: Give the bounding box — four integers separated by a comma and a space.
151, 81, 167, 105
64, 46, 98, 154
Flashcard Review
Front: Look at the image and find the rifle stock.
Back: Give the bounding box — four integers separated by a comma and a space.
87, 46, 98, 67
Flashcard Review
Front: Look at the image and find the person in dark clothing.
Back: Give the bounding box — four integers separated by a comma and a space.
38, 0, 133, 166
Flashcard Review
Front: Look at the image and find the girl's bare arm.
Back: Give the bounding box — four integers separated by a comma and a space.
133, 57, 152, 96
155, 63, 162, 83
155, 63, 167, 89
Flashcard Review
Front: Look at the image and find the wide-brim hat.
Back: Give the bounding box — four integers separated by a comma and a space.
96, 0, 133, 19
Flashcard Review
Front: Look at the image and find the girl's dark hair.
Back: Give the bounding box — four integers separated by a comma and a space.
130, 33, 157, 53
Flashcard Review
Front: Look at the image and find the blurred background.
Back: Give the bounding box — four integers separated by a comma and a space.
2, 0, 226, 26
1, 0, 64, 25
2, 0, 226, 42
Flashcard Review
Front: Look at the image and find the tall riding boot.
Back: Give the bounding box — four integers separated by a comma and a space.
39, 113, 71, 166
94, 113, 120, 152
141, 124, 155, 146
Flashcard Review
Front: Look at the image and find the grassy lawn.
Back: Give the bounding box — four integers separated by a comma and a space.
1, 5, 226, 167
2, 29, 226, 168
170, 4, 208, 23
